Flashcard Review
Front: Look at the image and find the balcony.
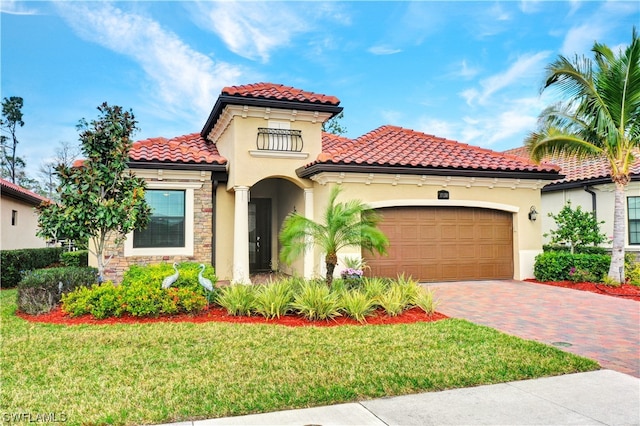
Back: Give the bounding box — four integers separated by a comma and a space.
256, 128, 303, 152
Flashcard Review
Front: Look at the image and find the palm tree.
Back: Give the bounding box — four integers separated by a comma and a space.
279, 185, 389, 286
525, 28, 640, 283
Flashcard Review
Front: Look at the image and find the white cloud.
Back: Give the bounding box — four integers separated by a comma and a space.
453, 60, 480, 80
415, 118, 455, 140
0, 0, 38, 15
463, 51, 551, 106
368, 45, 402, 55
189, 1, 310, 63
561, 24, 605, 57
55, 2, 244, 123
458, 97, 543, 148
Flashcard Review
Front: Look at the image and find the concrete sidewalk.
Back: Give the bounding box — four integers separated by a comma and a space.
161, 370, 639, 425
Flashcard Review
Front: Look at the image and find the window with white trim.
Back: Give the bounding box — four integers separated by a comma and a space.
125, 182, 198, 257
134, 190, 185, 248
628, 196, 640, 245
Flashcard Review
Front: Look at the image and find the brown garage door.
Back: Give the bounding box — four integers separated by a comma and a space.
364, 207, 513, 282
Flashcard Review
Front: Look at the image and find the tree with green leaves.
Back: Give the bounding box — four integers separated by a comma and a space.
0, 96, 25, 183
279, 185, 388, 286
37, 103, 151, 281
525, 28, 639, 283
322, 111, 347, 135
545, 201, 607, 253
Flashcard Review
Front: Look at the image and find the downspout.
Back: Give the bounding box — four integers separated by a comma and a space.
584, 185, 597, 219
211, 178, 218, 268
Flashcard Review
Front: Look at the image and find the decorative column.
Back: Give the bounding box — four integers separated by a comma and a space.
303, 188, 314, 279
233, 186, 250, 284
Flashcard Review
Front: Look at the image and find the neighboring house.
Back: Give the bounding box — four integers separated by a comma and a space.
504, 147, 640, 256
101, 82, 561, 284
0, 178, 50, 250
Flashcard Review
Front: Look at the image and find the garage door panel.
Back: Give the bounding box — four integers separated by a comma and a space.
364, 206, 513, 282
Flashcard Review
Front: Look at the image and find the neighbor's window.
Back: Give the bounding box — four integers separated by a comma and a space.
628, 196, 640, 245
133, 190, 185, 248
11, 210, 17, 226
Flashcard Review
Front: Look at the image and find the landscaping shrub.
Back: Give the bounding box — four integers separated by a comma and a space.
624, 254, 640, 287
253, 279, 295, 319
1, 247, 64, 288
414, 287, 438, 314
291, 280, 342, 320
62, 282, 124, 319
377, 284, 408, 316
340, 290, 375, 323
17, 266, 98, 315
60, 250, 89, 267
121, 262, 216, 296
543, 245, 608, 255
216, 284, 257, 316
534, 251, 610, 282
61, 263, 211, 318
362, 276, 389, 300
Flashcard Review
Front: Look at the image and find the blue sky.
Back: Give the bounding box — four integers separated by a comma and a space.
1, 1, 638, 178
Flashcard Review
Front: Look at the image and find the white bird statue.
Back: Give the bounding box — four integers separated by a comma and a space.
198, 264, 214, 292
162, 262, 180, 289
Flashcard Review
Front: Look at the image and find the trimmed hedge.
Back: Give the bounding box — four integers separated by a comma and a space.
17, 266, 98, 315
1, 247, 65, 288
542, 245, 608, 255
534, 251, 610, 282
60, 250, 89, 267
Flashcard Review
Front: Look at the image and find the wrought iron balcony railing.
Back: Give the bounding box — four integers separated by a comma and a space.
256, 128, 303, 152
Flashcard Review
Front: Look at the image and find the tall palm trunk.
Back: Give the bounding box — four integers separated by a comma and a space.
325, 252, 338, 286
608, 182, 626, 282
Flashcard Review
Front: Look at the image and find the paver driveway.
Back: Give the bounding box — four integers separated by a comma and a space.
423, 280, 640, 377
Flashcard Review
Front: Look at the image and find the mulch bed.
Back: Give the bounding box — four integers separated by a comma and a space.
525, 279, 640, 301
16, 306, 448, 327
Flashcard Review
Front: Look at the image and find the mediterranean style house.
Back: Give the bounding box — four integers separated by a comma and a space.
1, 178, 50, 250
100, 83, 562, 284
505, 147, 640, 257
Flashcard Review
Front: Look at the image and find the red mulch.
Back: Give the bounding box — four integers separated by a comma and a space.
525, 279, 640, 301
16, 306, 448, 327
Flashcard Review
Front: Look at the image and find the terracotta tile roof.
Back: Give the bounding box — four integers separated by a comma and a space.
503, 146, 640, 184
129, 133, 227, 165
0, 178, 50, 205
313, 125, 560, 174
222, 83, 340, 105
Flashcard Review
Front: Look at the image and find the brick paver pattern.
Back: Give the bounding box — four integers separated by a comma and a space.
424, 280, 640, 377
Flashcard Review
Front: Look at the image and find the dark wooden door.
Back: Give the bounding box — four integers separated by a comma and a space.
249, 199, 272, 272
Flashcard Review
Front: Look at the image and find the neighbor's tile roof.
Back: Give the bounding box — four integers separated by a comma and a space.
503, 146, 640, 184
222, 83, 340, 105
313, 125, 560, 173
0, 177, 50, 205
129, 133, 227, 165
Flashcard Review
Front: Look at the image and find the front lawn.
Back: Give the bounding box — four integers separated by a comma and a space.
0, 289, 599, 425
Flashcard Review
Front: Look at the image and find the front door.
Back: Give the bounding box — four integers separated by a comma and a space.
249, 198, 272, 272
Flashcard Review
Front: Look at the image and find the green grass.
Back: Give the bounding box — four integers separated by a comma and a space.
0, 289, 599, 425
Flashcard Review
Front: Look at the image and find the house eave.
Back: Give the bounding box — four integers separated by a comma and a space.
1, 186, 46, 206
296, 163, 563, 181
200, 95, 343, 139
541, 174, 640, 192
127, 161, 228, 181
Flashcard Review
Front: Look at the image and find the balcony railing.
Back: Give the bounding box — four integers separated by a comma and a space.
256, 128, 303, 152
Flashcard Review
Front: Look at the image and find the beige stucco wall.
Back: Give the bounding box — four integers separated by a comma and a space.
218, 117, 322, 190
541, 181, 640, 251
1, 196, 48, 250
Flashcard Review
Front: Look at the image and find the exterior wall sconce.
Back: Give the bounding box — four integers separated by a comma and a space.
438, 190, 449, 200
528, 206, 538, 221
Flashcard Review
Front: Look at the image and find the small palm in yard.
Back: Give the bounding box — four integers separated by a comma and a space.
525, 28, 640, 283
279, 185, 389, 286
